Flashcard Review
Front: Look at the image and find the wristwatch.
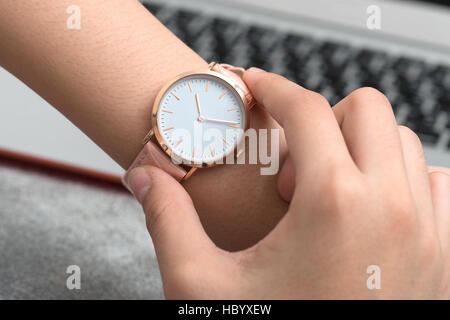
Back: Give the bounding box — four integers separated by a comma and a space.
122, 62, 255, 185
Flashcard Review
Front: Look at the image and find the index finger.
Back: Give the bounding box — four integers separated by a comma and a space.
243, 68, 353, 176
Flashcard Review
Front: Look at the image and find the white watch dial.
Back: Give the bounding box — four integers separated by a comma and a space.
157, 74, 246, 165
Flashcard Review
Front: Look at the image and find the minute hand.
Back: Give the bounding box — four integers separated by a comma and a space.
203, 118, 239, 125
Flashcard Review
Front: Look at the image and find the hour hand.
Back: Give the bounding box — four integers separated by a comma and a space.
195, 94, 202, 116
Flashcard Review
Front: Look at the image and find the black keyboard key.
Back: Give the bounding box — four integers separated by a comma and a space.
356, 49, 377, 66
357, 49, 390, 75
246, 26, 284, 69
284, 33, 305, 48
393, 59, 426, 99
211, 18, 245, 62
143, 2, 161, 14
359, 74, 383, 90
417, 130, 440, 145
394, 57, 417, 72
438, 90, 450, 110
430, 64, 450, 85
406, 108, 440, 146
284, 34, 316, 61
319, 41, 341, 58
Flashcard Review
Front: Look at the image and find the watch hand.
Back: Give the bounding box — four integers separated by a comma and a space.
195, 93, 202, 116
203, 118, 239, 125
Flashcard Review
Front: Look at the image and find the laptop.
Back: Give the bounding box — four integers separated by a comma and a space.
1, 0, 449, 183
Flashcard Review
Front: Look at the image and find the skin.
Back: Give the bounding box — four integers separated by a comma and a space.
0, 0, 287, 251
1, 0, 449, 299
127, 69, 450, 299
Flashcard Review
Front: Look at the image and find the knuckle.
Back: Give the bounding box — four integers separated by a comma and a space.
429, 171, 450, 193
398, 125, 426, 159
384, 195, 417, 234
283, 91, 330, 123
276, 86, 330, 124
352, 87, 388, 102
398, 125, 423, 148
346, 87, 392, 112
398, 125, 419, 141
320, 169, 367, 215
303, 90, 330, 108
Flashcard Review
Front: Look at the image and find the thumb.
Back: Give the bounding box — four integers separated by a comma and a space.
278, 154, 296, 202
125, 166, 217, 272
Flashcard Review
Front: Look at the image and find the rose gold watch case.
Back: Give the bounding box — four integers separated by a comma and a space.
149, 63, 252, 168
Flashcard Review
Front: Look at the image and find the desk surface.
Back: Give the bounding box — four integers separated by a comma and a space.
0, 158, 163, 299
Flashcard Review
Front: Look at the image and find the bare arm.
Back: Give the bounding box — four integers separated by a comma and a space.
0, 0, 287, 250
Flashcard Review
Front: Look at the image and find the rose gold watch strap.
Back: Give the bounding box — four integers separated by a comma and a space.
211, 63, 255, 109
122, 140, 187, 189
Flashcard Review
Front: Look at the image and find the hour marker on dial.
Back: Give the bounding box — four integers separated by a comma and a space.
175, 138, 183, 148
219, 90, 228, 99
228, 124, 240, 128
222, 138, 231, 146
187, 81, 193, 93
163, 126, 174, 132
171, 92, 181, 100
227, 107, 239, 111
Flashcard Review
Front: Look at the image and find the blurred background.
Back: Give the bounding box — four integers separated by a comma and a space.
0, 0, 449, 299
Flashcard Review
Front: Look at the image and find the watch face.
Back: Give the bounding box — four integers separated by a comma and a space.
155, 73, 246, 166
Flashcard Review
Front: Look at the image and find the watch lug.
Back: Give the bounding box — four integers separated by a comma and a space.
183, 167, 198, 180
142, 129, 154, 145
208, 61, 217, 70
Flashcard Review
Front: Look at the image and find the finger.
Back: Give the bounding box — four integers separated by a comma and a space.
428, 171, 450, 256
244, 68, 353, 179
276, 104, 439, 206
126, 166, 220, 274
398, 126, 434, 220
332, 88, 406, 179
428, 166, 450, 175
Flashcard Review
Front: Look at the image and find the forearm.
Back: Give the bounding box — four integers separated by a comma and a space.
0, 0, 288, 250
0, 0, 205, 166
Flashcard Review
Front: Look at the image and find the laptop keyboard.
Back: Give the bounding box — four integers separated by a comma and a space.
143, 2, 450, 150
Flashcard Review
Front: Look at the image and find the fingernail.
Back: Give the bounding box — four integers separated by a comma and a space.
127, 167, 152, 204
247, 67, 266, 73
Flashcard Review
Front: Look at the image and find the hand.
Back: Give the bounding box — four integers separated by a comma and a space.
277, 120, 450, 203
202, 117, 239, 125
126, 69, 449, 299
194, 94, 237, 125
195, 93, 202, 117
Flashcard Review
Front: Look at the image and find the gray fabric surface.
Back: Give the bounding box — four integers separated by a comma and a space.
0, 158, 164, 299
